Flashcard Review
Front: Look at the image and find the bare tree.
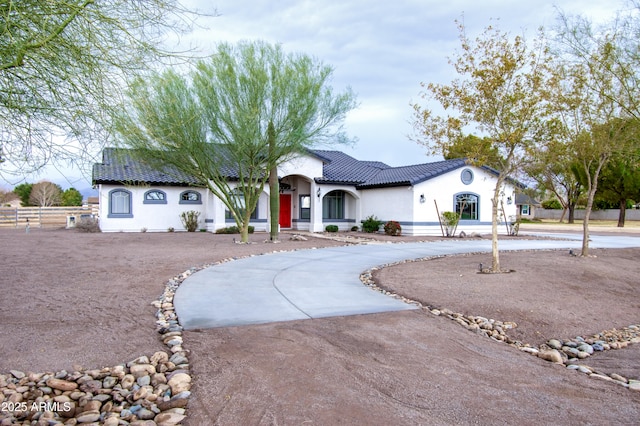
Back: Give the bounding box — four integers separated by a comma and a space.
29, 181, 62, 207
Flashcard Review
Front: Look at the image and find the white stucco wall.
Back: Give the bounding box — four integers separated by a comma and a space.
359, 187, 414, 224
409, 166, 518, 236
278, 154, 324, 180
356, 166, 519, 236
97, 184, 208, 232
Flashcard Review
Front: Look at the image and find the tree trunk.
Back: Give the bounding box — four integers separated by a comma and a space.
581, 186, 597, 256
618, 199, 626, 228
269, 167, 279, 241
268, 121, 279, 241
559, 207, 567, 223
240, 209, 252, 243
568, 202, 576, 224
491, 186, 501, 272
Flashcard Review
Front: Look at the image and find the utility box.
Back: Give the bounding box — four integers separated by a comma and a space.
66, 215, 77, 228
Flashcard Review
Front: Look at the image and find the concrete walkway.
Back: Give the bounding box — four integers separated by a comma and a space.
174, 233, 640, 329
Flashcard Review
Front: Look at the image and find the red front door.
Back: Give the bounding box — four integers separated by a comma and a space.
279, 193, 292, 228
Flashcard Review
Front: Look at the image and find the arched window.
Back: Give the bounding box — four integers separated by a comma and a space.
323, 190, 344, 219
108, 189, 132, 218
143, 189, 167, 204
455, 193, 478, 221
179, 190, 202, 204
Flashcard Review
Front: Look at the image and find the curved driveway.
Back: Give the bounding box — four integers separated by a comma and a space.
174, 233, 640, 329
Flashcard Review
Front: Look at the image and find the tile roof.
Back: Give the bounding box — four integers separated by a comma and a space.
92, 147, 482, 189
92, 148, 203, 186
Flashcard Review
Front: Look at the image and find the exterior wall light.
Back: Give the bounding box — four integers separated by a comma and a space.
316, 188, 322, 198
419, 194, 426, 203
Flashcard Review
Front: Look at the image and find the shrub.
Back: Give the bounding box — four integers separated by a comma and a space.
362, 215, 382, 233
180, 210, 201, 232
383, 220, 402, 236
325, 224, 339, 233
215, 226, 255, 234
75, 217, 100, 233
168, 227, 175, 232
440, 211, 459, 237
351, 225, 359, 232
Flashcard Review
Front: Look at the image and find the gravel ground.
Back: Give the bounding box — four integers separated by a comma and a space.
1, 226, 639, 425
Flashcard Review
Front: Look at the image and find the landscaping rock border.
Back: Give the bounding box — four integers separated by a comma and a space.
359, 252, 640, 392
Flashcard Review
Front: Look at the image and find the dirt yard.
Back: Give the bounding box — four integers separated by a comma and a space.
1, 226, 639, 425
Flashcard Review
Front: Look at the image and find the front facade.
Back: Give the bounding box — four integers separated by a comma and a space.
92, 148, 520, 236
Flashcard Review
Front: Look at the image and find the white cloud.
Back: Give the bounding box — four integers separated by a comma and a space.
6, 0, 626, 187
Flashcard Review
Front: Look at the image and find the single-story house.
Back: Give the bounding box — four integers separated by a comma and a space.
515, 193, 541, 219
92, 147, 521, 236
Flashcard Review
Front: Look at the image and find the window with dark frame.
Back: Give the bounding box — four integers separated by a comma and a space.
109, 189, 132, 217
299, 195, 311, 220
322, 190, 344, 219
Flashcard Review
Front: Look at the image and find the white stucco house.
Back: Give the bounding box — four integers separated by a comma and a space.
92, 147, 521, 236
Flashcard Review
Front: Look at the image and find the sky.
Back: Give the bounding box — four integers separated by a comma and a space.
2, 0, 625, 192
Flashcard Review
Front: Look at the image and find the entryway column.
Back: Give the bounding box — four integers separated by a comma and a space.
310, 181, 324, 232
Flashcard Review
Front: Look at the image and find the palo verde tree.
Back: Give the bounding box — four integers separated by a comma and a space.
411, 22, 552, 272
0, 0, 199, 176
115, 41, 356, 242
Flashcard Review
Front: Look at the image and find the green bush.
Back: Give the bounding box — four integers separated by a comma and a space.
215, 225, 255, 234
362, 215, 382, 233
351, 225, 359, 232
440, 211, 459, 237
325, 224, 339, 233
383, 220, 402, 236
541, 199, 562, 209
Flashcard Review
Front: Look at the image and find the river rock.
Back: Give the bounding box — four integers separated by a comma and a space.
155, 411, 187, 425
168, 373, 191, 394
547, 339, 562, 350
130, 364, 155, 378
537, 349, 563, 363
46, 378, 78, 392
75, 409, 101, 423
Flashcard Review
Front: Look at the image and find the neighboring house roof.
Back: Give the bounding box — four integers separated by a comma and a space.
515, 193, 541, 206
93, 147, 513, 190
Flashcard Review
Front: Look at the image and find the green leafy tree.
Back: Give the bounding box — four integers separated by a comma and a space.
525, 138, 582, 223
550, 14, 640, 255
0, 0, 200, 175
590, 145, 640, 227
115, 41, 356, 242
60, 187, 83, 206
13, 183, 33, 206
443, 134, 503, 170
412, 22, 552, 272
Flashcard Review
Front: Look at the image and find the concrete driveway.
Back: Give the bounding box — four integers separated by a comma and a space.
174, 233, 640, 329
